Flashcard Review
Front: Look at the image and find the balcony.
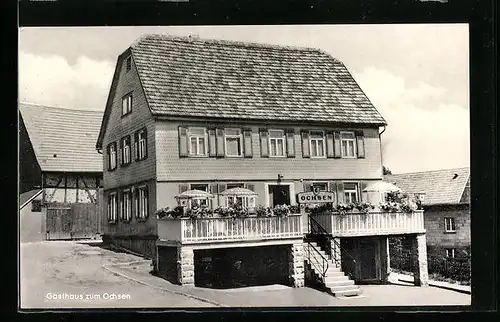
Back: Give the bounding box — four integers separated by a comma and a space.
157, 214, 303, 245
310, 210, 425, 237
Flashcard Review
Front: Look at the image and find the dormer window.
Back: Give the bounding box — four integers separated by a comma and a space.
122, 93, 132, 116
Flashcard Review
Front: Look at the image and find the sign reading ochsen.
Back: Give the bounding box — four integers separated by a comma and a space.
297, 191, 335, 204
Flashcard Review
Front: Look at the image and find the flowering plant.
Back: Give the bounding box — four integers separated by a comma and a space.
273, 204, 290, 217
255, 206, 273, 217
155, 206, 184, 219
381, 191, 419, 213
379, 202, 399, 213
335, 203, 355, 215
353, 202, 375, 214
186, 204, 214, 219
288, 205, 301, 214
307, 203, 334, 214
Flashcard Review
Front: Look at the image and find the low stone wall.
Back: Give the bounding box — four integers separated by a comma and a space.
102, 234, 157, 259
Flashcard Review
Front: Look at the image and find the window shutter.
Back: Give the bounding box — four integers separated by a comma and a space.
356, 131, 365, 158
360, 181, 369, 202
134, 132, 139, 161
243, 129, 253, 158
143, 128, 148, 159
106, 145, 111, 170
326, 131, 335, 158
178, 126, 189, 157
259, 129, 269, 157
303, 182, 312, 192
336, 182, 345, 204
333, 132, 341, 158
208, 128, 217, 157
328, 181, 338, 204
216, 128, 225, 157
301, 131, 310, 158
286, 129, 295, 158
179, 183, 189, 194
209, 183, 218, 194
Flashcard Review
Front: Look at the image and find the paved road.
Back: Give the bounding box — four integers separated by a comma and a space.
19, 240, 471, 309
20, 241, 217, 308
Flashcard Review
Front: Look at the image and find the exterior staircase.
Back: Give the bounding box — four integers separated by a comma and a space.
305, 242, 362, 297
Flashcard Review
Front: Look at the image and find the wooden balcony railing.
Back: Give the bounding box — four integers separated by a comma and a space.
157, 214, 303, 244
310, 210, 425, 237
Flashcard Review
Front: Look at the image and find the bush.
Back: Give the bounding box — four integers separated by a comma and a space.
155, 206, 184, 219
273, 204, 290, 217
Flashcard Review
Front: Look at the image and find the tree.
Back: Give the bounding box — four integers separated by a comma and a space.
383, 166, 392, 175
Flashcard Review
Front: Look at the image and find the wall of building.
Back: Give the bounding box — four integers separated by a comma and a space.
19, 194, 45, 242
102, 52, 156, 190
43, 172, 102, 204
155, 121, 383, 182
156, 179, 382, 209
423, 204, 470, 256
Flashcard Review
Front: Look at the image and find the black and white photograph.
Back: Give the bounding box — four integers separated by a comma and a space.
18, 24, 472, 309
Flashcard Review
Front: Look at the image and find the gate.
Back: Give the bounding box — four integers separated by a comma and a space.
46, 203, 101, 240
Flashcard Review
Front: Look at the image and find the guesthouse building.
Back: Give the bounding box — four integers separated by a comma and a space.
96, 34, 429, 295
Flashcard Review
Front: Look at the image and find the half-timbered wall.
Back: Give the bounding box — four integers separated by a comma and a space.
43, 172, 103, 204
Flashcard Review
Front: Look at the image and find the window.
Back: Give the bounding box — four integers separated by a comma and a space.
269, 129, 286, 157
310, 182, 328, 192
340, 132, 356, 158
190, 184, 209, 207
225, 128, 243, 156
31, 200, 41, 212
188, 127, 208, 156
108, 192, 117, 223
121, 189, 132, 222
125, 56, 132, 71
108, 142, 117, 171
137, 186, 148, 220
121, 136, 131, 165
309, 131, 325, 158
344, 182, 358, 203
444, 217, 456, 232
445, 248, 456, 258
136, 129, 147, 160
122, 94, 132, 116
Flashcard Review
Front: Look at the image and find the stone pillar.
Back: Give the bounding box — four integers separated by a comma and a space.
332, 238, 341, 267
289, 243, 305, 287
411, 233, 429, 287
379, 237, 391, 283
178, 246, 195, 286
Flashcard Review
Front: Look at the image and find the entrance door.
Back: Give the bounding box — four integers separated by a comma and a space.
268, 185, 290, 208
358, 238, 378, 281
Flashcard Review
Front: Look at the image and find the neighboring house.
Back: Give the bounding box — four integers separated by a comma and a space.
19, 102, 104, 240
385, 167, 471, 258
96, 34, 429, 292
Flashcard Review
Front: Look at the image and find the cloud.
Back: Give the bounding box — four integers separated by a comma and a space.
19, 51, 114, 111
355, 67, 470, 173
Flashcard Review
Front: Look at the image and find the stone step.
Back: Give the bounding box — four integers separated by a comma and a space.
329, 287, 363, 297
325, 279, 355, 287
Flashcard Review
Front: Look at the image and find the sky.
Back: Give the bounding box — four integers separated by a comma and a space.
18, 24, 470, 174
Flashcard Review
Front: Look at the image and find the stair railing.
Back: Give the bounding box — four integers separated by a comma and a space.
305, 241, 328, 279
308, 215, 357, 277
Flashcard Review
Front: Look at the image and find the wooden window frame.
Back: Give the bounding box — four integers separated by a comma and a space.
125, 56, 132, 72
121, 93, 133, 117
224, 128, 243, 157
340, 131, 357, 158
268, 129, 286, 158
121, 136, 132, 166
108, 192, 118, 223
309, 130, 326, 158
137, 185, 149, 221
343, 182, 359, 204
444, 217, 456, 232
108, 142, 117, 171
445, 248, 456, 258
188, 127, 209, 157
137, 129, 147, 161
121, 189, 132, 222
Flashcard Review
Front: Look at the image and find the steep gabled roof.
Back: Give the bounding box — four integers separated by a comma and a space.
19, 102, 104, 173
97, 34, 386, 149
384, 167, 470, 205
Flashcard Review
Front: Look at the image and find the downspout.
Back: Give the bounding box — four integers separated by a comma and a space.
379, 126, 386, 178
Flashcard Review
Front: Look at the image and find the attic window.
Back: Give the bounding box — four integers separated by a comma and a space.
125, 56, 132, 72
453, 174, 458, 179
53, 154, 57, 158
